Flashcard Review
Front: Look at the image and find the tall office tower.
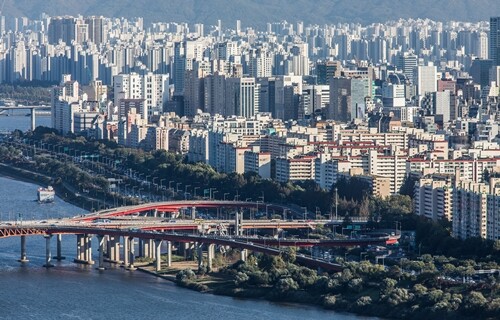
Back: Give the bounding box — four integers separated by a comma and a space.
248, 50, 272, 78
183, 68, 205, 117
472, 31, 489, 59
236, 20, 241, 34
225, 77, 260, 117
173, 41, 186, 95
194, 23, 204, 37
382, 74, 406, 108
300, 85, 329, 119
350, 77, 371, 119
490, 17, 500, 65
0, 16, 5, 34
431, 90, 452, 124
469, 59, 494, 87
296, 21, 304, 36
328, 77, 351, 122
416, 65, 438, 100
217, 19, 222, 40
85, 16, 105, 46
396, 52, 417, 83
204, 73, 226, 115
316, 60, 342, 85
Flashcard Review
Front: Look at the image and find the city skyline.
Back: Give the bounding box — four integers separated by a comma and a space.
2, 0, 500, 27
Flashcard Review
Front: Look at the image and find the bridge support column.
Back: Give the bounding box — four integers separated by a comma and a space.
106, 236, 113, 261
148, 239, 156, 259
43, 235, 54, 268
143, 239, 149, 258
138, 239, 144, 258
127, 237, 136, 271
207, 244, 215, 272
240, 249, 247, 262
18, 235, 29, 263
102, 235, 108, 258
166, 241, 172, 267
97, 235, 106, 270
191, 207, 196, 219
154, 240, 162, 271
197, 243, 203, 270
55, 234, 65, 260
74, 234, 86, 263
30, 108, 36, 131
114, 237, 121, 263
153, 209, 158, 218
85, 235, 94, 265
123, 237, 129, 267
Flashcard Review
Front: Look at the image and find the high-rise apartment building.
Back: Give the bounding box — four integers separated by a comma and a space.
490, 17, 500, 66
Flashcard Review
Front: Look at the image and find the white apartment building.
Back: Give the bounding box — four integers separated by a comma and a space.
276, 155, 316, 182
414, 176, 453, 221
244, 148, 271, 179
113, 72, 169, 120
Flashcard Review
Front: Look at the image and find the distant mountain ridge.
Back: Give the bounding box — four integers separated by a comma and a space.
4, 0, 500, 27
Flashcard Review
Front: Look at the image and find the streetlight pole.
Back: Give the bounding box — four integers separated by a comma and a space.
335, 187, 338, 221
224, 193, 229, 201
194, 187, 200, 198
184, 185, 191, 200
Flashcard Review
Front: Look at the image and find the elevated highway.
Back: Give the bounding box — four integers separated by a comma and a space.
0, 200, 395, 274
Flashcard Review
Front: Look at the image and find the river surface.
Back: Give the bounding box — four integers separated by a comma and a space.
0, 115, 377, 319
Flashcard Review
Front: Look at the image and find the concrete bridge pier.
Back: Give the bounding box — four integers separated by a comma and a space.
114, 237, 121, 263
240, 249, 247, 262
43, 235, 54, 268
166, 241, 172, 267
207, 244, 215, 271
191, 206, 196, 219
106, 236, 121, 263
150, 239, 156, 259
138, 239, 144, 258
154, 240, 162, 272
122, 237, 129, 267
143, 239, 149, 258
197, 243, 203, 269
106, 236, 120, 263
106, 236, 113, 261
18, 235, 29, 263
97, 235, 106, 270
74, 234, 84, 263
85, 235, 94, 265
102, 235, 108, 258
127, 237, 136, 271
55, 234, 65, 260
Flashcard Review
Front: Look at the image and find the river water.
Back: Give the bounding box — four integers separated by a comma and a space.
0, 114, 376, 319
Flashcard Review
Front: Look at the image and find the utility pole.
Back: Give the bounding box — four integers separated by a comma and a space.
335, 187, 338, 220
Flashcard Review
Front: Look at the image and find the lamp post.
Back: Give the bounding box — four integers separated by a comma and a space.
395, 221, 401, 235
223, 193, 229, 201
169, 181, 174, 196
335, 187, 338, 220
184, 185, 191, 200
209, 188, 217, 200
194, 187, 200, 198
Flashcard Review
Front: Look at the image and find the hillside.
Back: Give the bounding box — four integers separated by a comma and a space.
4, 0, 500, 27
